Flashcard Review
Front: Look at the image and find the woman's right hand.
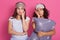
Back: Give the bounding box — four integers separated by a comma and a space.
35, 11, 40, 18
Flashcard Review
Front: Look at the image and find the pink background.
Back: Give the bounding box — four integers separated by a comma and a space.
0, 0, 60, 40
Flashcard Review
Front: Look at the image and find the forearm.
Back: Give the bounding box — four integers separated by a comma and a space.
44, 30, 55, 36
22, 18, 28, 32
37, 30, 55, 37
8, 30, 23, 35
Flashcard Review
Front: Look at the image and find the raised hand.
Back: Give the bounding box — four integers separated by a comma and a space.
35, 10, 40, 18
22, 11, 25, 19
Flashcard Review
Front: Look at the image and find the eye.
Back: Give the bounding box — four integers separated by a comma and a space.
17, 8, 20, 10
40, 9, 43, 11
36, 10, 39, 12
20, 7, 24, 10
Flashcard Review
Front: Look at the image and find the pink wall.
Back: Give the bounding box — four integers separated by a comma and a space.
0, 0, 60, 40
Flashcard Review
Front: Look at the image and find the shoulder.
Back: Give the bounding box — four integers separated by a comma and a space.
25, 16, 30, 21
32, 17, 37, 22
9, 17, 14, 21
32, 17, 37, 20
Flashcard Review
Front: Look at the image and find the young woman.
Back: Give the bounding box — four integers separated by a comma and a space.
8, 2, 30, 40
29, 4, 56, 40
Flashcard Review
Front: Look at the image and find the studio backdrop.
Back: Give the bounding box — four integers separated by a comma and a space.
0, 0, 60, 40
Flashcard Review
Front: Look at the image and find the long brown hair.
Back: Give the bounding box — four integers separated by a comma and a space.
12, 8, 26, 19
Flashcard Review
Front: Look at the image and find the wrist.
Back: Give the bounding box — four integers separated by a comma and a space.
43, 32, 48, 36
38, 16, 40, 18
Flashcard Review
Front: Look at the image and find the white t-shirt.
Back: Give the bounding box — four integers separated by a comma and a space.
9, 16, 30, 39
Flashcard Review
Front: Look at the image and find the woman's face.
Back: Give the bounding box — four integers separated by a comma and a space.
36, 8, 44, 17
17, 6, 25, 15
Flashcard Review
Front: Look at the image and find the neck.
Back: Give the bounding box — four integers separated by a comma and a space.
38, 16, 44, 18
16, 15, 21, 20
40, 16, 44, 18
